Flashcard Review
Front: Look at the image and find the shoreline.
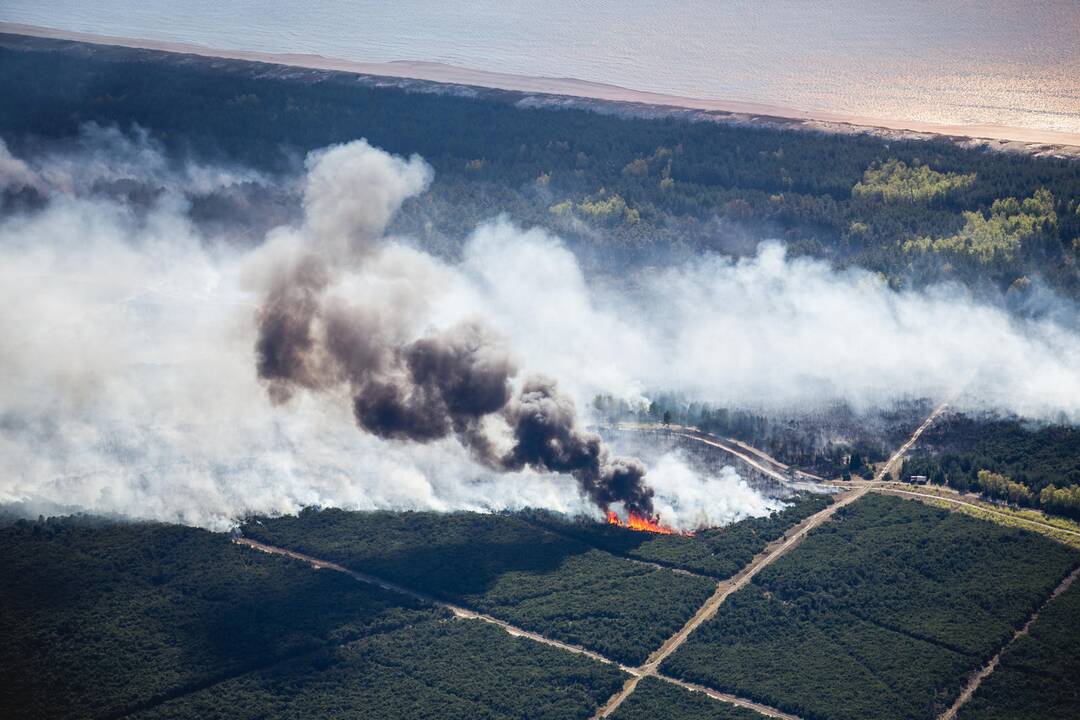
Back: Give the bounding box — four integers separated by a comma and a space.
4, 21, 1080, 155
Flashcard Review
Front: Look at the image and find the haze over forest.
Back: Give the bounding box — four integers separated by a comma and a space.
2, 12, 1080, 720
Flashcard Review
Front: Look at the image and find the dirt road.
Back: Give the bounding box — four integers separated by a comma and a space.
614, 421, 794, 484
877, 487, 1080, 540
875, 403, 950, 481
938, 565, 1080, 720
656, 674, 802, 720
670, 431, 793, 485
235, 537, 798, 718
594, 403, 950, 718
614, 423, 823, 485
593, 484, 867, 718
234, 538, 629, 671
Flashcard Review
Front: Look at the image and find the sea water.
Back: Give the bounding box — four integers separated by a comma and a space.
2, 0, 1078, 135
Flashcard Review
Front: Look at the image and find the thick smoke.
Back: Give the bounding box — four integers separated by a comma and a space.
5, 127, 1080, 531
251, 141, 654, 515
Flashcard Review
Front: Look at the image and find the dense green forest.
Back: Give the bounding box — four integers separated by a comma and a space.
661, 494, 1080, 720
903, 412, 1080, 518
0, 516, 627, 720
5, 505, 1079, 719
242, 509, 715, 665
1, 34, 1078, 297
521, 492, 832, 577
133, 619, 625, 720
609, 677, 764, 720
956, 573, 1080, 720
0, 516, 430, 718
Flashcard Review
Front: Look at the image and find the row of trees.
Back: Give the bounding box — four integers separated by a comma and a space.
903, 413, 1080, 519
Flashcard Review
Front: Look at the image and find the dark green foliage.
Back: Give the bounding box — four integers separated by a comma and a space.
521, 492, 832, 577
662, 494, 1079, 720
0, 516, 433, 720
243, 509, 716, 665
1, 34, 1078, 296
904, 413, 1080, 518
609, 677, 764, 720
134, 618, 626, 720
957, 575, 1080, 720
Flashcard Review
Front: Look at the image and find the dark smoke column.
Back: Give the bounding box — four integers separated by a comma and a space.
252, 140, 653, 517
500, 378, 653, 515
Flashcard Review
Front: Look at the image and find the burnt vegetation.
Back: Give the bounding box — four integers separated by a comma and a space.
597, 393, 933, 478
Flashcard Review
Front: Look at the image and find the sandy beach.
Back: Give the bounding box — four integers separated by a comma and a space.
4, 21, 1079, 153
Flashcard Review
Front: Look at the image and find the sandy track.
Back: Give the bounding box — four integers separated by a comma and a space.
875, 403, 950, 482
937, 565, 1080, 720
656, 674, 802, 720
594, 403, 949, 718
235, 537, 800, 718
671, 432, 792, 485
877, 487, 1080, 539
593, 485, 867, 718
614, 422, 794, 485
234, 538, 629, 670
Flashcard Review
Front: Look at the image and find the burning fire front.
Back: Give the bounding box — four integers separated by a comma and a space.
606, 510, 678, 535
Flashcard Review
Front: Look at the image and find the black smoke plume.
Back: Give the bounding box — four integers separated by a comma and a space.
252, 140, 653, 516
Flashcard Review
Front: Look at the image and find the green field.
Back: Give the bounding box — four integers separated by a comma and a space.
242, 509, 717, 665
661, 494, 1079, 720
521, 492, 832, 577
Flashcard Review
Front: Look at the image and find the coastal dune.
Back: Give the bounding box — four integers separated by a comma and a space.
3, 21, 1080, 153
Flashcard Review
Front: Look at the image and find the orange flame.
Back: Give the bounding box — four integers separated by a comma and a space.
606, 510, 676, 535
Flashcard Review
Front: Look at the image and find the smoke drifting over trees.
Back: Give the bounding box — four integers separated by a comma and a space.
251, 141, 653, 515
3, 127, 1080, 529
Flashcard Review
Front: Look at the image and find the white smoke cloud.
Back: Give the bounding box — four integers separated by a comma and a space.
3, 131, 1080, 531
638, 453, 781, 528
462, 219, 1080, 420
301, 140, 432, 256
1, 124, 268, 198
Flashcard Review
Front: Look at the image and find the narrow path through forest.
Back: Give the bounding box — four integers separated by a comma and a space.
591, 485, 867, 718
234, 538, 796, 719
937, 565, 1080, 720
234, 538, 627, 670
237, 403, 948, 720
593, 402, 950, 718
611, 423, 794, 485
876, 487, 1080, 539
